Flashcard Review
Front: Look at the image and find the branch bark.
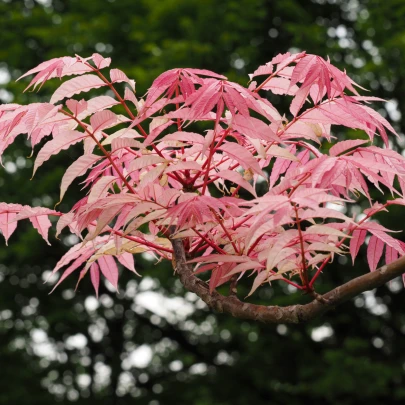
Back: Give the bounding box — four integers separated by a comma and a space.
170, 232, 405, 324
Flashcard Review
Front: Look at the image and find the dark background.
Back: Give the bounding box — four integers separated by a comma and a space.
1, 0, 405, 404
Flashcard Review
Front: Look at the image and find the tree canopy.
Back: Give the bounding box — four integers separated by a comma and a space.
1, 1, 405, 404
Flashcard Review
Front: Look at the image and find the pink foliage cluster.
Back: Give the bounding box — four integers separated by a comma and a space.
1, 51, 404, 297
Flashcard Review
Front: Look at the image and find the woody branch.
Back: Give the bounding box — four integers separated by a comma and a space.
170, 231, 405, 324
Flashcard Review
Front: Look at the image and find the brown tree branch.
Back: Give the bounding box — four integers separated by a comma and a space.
169, 231, 405, 324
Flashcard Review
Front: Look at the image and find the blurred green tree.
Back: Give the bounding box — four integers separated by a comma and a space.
1, 1, 405, 404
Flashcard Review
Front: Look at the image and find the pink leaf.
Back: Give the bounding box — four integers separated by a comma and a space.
117, 252, 140, 276
97, 255, 119, 290
90, 262, 100, 298
329, 139, 369, 157
92, 53, 111, 69
0, 211, 18, 245
216, 170, 257, 197
218, 142, 263, 175
29, 215, 52, 245
90, 110, 117, 133
66, 99, 88, 116
247, 271, 268, 297
110, 69, 135, 91
50, 74, 106, 104
77, 95, 120, 120
51, 253, 93, 293
249, 62, 273, 80
60, 154, 102, 202
87, 176, 117, 203
262, 77, 298, 95
385, 245, 399, 265
367, 235, 384, 272
33, 130, 87, 176
188, 254, 250, 264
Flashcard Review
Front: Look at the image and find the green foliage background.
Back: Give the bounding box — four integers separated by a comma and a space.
1, 0, 405, 404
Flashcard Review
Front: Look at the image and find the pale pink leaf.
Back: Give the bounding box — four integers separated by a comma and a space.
56, 213, 75, 238
110, 69, 135, 91
249, 62, 273, 80
329, 139, 369, 157
0, 212, 18, 245
50, 74, 106, 104
66, 99, 88, 116
90, 262, 100, 298
50, 249, 94, 293
188, 254, 250, 264
350, 229, 367, 264
262, 77, 298, 95
367, 235, 384, 272
164, 161, 202, 173
92, 53, 111, 69
90, 110, 117, 133
33, 130, 87, 176
305, 225, 348, 238
29, 215, 52, 245
87, 176, 117, 203
218, 142, 263, 175
60, 154, 102, 202
267, 145, 298, 161
247, 271, 268, 297
385, 245, 399, 266
77, 95, 120, 120
97, 255, 119, 290
117, 252, 141, 276
216, 170, 257, 197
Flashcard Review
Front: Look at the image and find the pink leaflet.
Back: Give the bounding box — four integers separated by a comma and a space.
33, 130, 87, 176
183, 79, 221, 120
247, 271, 268, 297
290, 54, 317, 87
218, 142, 263, 175
110, 68, 135, 91
50, 249, 94, 293
19, 57, 92, 92
97, 255, 119, 290
60, 154, 103, 202
87, 176, 117, 203
232, 114, 279, 142
85, 205, 124, 241
13, 206, 58, 244
90, 262, 100, 298
18, 57, 74, 81
77, 96, 120, 120
358, 222, 404, 254
262, 77, 299, 95
385, 245, 399, 265
29, 215, 53, 245
164, 161, 202, 174
249, 62, 273, 80
117, 252, 140, 276
91, 53, 111, 69
216, 170, 257, 197
185, 68, 227, 80
124, 87, 138, 108
56, 213, 75, 238
270, 151, 294, 188
0, 211, 18, 245
367, 235, 384, 272
329, 139, 369, 157
90, 110, 117, 133
159, 131, 205, 144
66, 99, 88, 116
50, 74, 106, 104
188, 254, 250, 264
